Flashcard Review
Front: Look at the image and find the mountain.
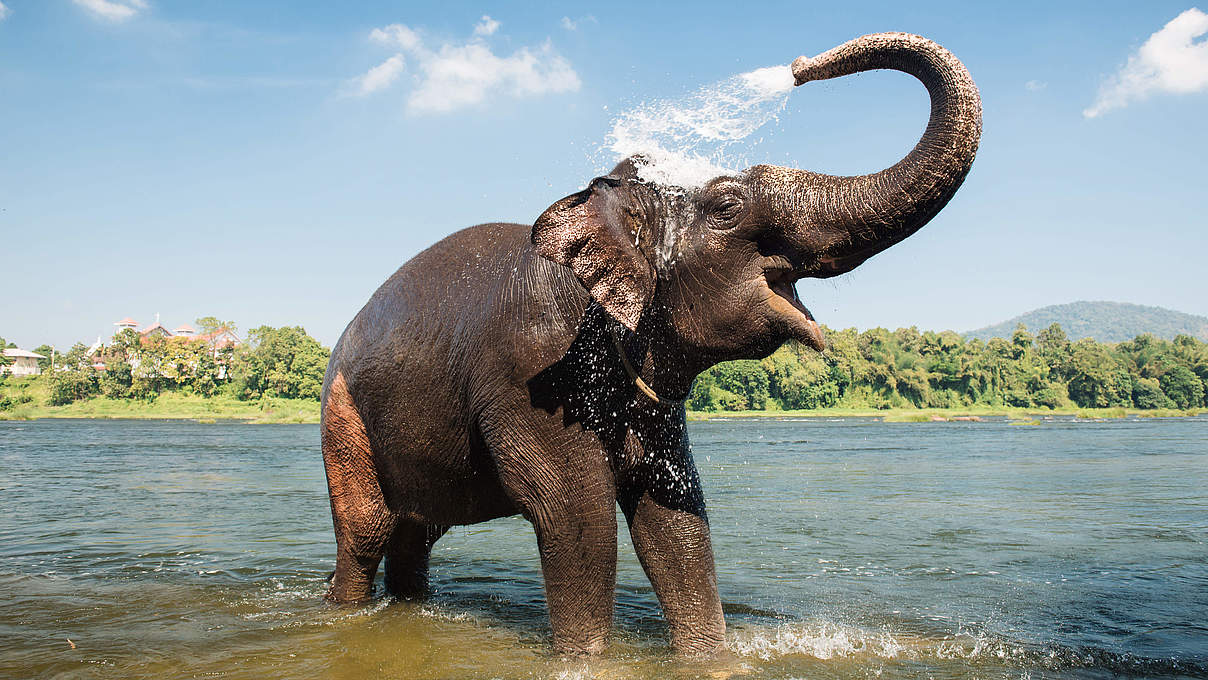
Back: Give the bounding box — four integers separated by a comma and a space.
964, 301, 1208, 343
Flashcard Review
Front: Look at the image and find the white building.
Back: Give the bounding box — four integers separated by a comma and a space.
2, 348, 46, 377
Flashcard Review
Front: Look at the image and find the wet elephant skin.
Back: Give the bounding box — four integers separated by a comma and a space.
321, 32, 981, 656
323, 223, 723, 654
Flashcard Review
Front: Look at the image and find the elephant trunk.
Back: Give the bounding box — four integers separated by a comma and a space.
752, 33, 982, 276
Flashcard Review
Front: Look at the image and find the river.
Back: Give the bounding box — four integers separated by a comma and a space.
1, 416, 1205, 679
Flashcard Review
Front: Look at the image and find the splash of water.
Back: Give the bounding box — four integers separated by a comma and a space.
604, 65, 795, 189
729, 621, 909, 661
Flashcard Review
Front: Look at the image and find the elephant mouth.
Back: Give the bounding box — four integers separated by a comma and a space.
762, 259, 825, 351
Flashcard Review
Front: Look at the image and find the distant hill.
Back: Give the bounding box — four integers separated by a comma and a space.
964, 301, 1208, 343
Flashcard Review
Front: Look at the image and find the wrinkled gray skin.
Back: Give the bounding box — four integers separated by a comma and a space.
321, 33, 981, 656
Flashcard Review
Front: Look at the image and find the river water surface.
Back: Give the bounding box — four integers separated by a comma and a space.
1, 417, 1205, 679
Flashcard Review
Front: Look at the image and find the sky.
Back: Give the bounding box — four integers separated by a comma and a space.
1, 0, 1206, 350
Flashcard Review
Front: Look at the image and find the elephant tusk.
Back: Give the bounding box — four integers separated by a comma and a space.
608, 324, 668, 404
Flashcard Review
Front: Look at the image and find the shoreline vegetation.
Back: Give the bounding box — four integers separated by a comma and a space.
1, 396, 1201, 424
0, 392, 320, 424
4, 321, 1207, 425
1, 323, 328, 424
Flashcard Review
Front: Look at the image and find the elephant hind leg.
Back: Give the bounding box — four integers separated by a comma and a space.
323, 371, 397, 603
384, 522, 448, 599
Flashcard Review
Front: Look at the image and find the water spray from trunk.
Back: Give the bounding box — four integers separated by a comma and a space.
604, 65, 796, 189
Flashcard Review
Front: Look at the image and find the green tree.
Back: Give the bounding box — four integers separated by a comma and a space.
195, 316, 237, 336
1010, 324, 1035, 360
131, 334, 170, 398
820, 328, 866, 404
1037, 323, 1071, 378
0, 336, 13, 371
762, 344, 838, 409
32, 344, 55, 372
229, 326, 330, 400
100, 361, 133, 398
1065, 339, 1132, 407
102, 330, 145, 398
687, 371, 719, 412
48, 343, 99, 405
1159, 364, 1204, 409
1131, 376, 1174, 409
711, 360, 770, 410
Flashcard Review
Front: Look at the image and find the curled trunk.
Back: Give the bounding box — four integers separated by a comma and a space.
752, 33, 982, 275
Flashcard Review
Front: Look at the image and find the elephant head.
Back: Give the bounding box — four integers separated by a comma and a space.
533, 33, 981, 388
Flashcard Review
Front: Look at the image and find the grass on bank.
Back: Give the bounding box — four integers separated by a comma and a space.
0, 379, 320, 424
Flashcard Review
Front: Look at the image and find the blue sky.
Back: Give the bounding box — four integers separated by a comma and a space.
2, 1, 1206, 350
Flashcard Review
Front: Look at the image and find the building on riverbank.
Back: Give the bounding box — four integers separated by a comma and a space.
2, 348, 46, 377
103, 316, 242, 378
112, 317, 241, 352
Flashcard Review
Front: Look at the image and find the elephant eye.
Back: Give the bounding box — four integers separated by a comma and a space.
710, 196, 744, 225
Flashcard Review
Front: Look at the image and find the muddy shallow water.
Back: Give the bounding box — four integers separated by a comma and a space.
1, 417, 1205, 679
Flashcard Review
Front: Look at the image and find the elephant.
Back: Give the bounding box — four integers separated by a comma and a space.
320, 32, 981, 656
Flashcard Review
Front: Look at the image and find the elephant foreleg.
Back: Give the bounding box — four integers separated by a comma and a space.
531, 494, 618, 655
619, 454, 725, 656
482, 413, 619, 655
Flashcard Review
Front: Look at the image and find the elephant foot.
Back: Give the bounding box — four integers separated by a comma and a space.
324, 575, 378, 604
325, 551, 381, 603
670, 647, 750, 678
670, 627, 728, 659
323, 585, 377, 605
552, 635, 609, 657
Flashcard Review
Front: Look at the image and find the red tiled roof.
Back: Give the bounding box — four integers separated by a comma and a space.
196, 327, 241, 344
138, 323, 173, 341
116, 317, 139, 326
174, 324, 195, 333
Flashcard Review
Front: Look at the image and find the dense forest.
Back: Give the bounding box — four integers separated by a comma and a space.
5, 321, 1208, 414
689, 323, 1208, 412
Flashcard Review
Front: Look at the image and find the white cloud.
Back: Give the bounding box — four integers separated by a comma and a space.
1025, 79, 1047, 91
73, 0, 148, 21
1085, 7, 1208, 117
560, 15, 597, 31
370, 23, 421, 51
409, 41, 580, 113
351, 18, 581, 114
473, 15, 500, 37
0, 2, 10, 22
351, 54, 406, 96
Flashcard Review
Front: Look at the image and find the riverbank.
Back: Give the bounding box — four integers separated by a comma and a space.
0, 392, 320, 424
3, 392, 1200, 424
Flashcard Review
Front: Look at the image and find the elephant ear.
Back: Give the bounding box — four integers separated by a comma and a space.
532, 177, 655, 331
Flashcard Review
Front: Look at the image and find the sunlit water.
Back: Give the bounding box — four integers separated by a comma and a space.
1, 417, 1205, 679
